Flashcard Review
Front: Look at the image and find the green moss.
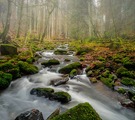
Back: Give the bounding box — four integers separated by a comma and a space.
51, 103, 102, 120
18, 61, 38, 75
93, 61, 104, 69
116, 67, 135, 78
41, 59, 60, 67
53, 91, 71, 104
90, 78, 97, 83
59, 62, 82, 74
30, 87, 54, 98
76, 47, 92, 55
100, 77, 114, 88
8, 68, 21, 79
117, 88, 126, 94
26, 57, 35, 64
98, 56, 105, 61
86, 71, 93, 77
64, 59, 70, 62
0, 71, 12, 90
80, 57, 85, 61
54, 49, 68, 55
69, 69, 77, 78
102, 70, 110, 78
0, 62, 14, 72
85, 66, 91, 73
132, 96, 135, 102
121, 77, 135, 86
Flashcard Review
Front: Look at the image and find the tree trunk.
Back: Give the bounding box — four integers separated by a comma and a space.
0, 0, 12, 43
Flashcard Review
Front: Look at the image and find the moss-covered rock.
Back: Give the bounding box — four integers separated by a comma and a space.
102, 70, 110, 78
90, 78, 98, 83
54, 49, 68, 55
52, 91, 71, 104
0, 71, 12, 90
100, 77, 114, 88
30, 87, 54, 98
93, 61, 104, 69
59, 62, 82, 74
0, 62, 14, 72
0, 44, 17, 55
121, 77, 135, 86
18, 61, 38, 75
116, 67, 135, 78
26, 57, 35, 64
8, 67, 21, 79
86, 70, 93, 77
117, 88, 126, 94
51, 102, 102, 120
41, 59, 60, 67
69, 69, 77, 78
64, 58, 70, 62
85, 66, 91, 73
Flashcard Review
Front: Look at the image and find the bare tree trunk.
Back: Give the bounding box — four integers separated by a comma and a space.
0, 0, 12, 43
16, 0, 24, 38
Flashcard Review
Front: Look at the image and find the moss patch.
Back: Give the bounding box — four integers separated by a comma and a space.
51, 102, 102, 120
59, 62, 82, 74
41, 59, 60, 67
0, 71, 12, 90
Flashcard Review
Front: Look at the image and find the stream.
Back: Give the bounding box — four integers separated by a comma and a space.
0, 44, 135, 120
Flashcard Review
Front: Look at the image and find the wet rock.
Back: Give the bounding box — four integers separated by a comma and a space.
46, 108, 60, 120
15, 109, 44, 120
121, 99, 135, 108
59, 62, 82, 74
50, 77, 69, 86
41, 59, 60, 67
0, 44, 17, 55
30, 88, 54, 98
51, 91, 71, 104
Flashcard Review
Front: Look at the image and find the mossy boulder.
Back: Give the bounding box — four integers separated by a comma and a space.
93, 61, 104, 69
54, 49, 68, 55
117, 88, 126, 94
51, 102, 102, 120
0, 44, 17, 55
8, 67, 21, 79
52, 91, 71, 104
26, 57, 35, 64
41, 59, 60, 67
85, 66, 91, 73
116, 67, 135, 78
100, 77, 114, 88
0, 71, 12, 90
121, 77, 135, 86
59, 62, 82, 74
90, 78, 98, 83
18, 61, 38, 75
0, 62, 15, 72
69, 69, 77, 78
86, 70, 93, 77
30, 88, 54, 98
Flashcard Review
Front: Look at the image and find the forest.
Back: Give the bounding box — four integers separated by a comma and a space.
0, 0, 135, 120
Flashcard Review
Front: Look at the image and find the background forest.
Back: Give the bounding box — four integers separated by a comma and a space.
0, 0, 135, 42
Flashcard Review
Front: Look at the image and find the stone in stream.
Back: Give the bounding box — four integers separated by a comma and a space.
50, 91, 71, 104
121, 99, 135, 109
59, 62, 82, 74
41, 59, 60, 67
46, 108, 60, 120
30, 88, 54, 98
50, 77, 69, 86
30, 87, 71, 104
15, 109, 44, 120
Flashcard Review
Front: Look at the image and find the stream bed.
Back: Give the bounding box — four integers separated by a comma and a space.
0, 45, 135, 120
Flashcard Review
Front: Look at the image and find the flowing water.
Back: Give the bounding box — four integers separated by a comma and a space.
0, 44, 135, 120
